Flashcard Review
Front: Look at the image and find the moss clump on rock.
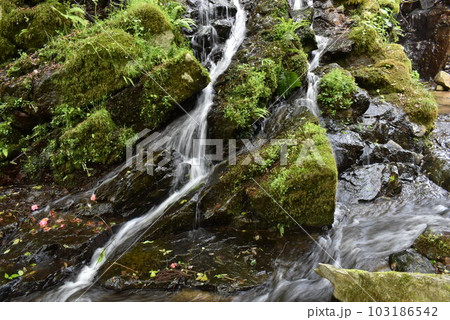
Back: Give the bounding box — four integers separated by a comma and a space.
53, 28, 141, 107
201, 114, 337, 228
413, 231, 450, 262
316, 264, 450, 302
49, 109, 132, 181
318, 68, 359, 114
109, 0, 173, 39
222, 59, 279, 129
212, 1, 310, 137
0, 0, 72, 64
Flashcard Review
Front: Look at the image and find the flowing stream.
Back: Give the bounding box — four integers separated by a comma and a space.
43, 0, 247, 302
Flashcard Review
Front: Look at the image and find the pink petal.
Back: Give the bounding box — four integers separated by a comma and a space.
90, 194, 97, 201
31, 205, 39, 211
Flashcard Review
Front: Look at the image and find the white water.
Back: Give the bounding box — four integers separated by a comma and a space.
297, 35, 329, 117
290, 0, 313, 10
44, 0, 247, 301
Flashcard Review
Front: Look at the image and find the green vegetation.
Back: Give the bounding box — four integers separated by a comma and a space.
0, 0, 209, 183
223, 60, 279, 128
345, 1, 438, 130
49, 109, 133, 181
318, 69, 359, 115
204, 116, 337, 227
0, 0, 73, 64
216, 1, 309, 134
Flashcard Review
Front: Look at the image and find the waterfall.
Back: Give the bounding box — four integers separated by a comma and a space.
44, 0, 247, 302
290, 0, 313, 10
297, 35, 329, 117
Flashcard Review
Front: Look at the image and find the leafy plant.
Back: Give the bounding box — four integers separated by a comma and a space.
318, 69, 358, 113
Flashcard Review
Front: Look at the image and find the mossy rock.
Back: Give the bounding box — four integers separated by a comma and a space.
107, 51, 209, 130
316, 264, 450, 302
54, 28, 141, 107
49, 109, 132, 181
413, 230, 450, 262
109, 0, 173, 39
0, 0, 72, 63
200, 113, 337, 228
352, 59, 411, 94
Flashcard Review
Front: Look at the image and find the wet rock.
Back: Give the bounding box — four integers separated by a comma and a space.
100, 228, 314, 294
435, 71, 450, 89
350, 88, 370, 116
423, 114, 450, 191
413, 228, 450, 263
357, 100, 423, 151
322, 32, 353, 62
389, 249, 435, 273
338, 164, 402, 204
315, 263, 450, 302
327, 131, 364, 172
399, 1, 450, 79
213, 19, 233, 42
362, 140, 422, 165
95, 150, 183, 218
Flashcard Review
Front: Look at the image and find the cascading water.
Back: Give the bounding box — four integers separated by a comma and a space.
297, 35, 329, 117
43, 0, 247, 302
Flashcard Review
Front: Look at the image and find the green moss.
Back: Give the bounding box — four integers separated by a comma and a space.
352, 59, 411, 94
0, 0, 72, 63
53, 28, 141, 107
222, 59, 280, 129
413, 231, 450, 261
250, 122, 337, 226
318, 68, 359, 114
109, 0, 173, 38
349, 23, 383, 55
139, 51, 210, 130
352, 57, 438, 130
204, 116, 337, 227
49, 109, 133, 181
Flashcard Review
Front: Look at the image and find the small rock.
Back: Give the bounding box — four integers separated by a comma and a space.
436, 85, 445, 91
389, 249, 435, 273
435, 71, 450, 89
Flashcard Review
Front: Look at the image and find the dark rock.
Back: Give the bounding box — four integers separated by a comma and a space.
389, 249, 435, 273
362, 140, 423, 165
338, 164, 402, 203
322, 32, 354, 62
95, 150, 183, 218
357, 100, 424, 151
328, 130, 364, 172
213, 19, 233, 42
423, 114, 450, 191
350, 88, 370, 116
399, 1, 450, 79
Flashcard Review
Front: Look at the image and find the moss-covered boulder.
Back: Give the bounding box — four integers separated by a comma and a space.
48, 109, 132, 181
107, 51, 209, 130
0, 0, 72, 64
200, 112, 337, 229
315, 264, 450, 302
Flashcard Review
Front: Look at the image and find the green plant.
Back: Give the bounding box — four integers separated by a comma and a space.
318, 69, 358, 113
272, 17, 302, 43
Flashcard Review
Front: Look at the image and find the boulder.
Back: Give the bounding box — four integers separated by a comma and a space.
338, 164, 402, 204
327, 131, 364, 172
435, 71, 450, 89
389, 249, 435, 273
315, 263, 450, 302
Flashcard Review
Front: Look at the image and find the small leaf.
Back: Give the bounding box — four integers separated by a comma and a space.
149, 270, 159, 278
17, 270, 24, 276
12, 238, 21, 245
24, 252, 31, 256
3, 249, 10, 254
97, 248, 107, 264
141, 240, 154, 245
